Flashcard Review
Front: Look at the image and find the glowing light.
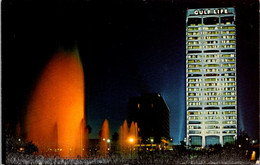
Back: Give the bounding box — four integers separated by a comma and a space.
25, 50, 87, 158
129, 137, 134, 143
107, 139, 111, 143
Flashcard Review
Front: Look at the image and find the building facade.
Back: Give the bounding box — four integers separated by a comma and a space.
186, 8, 237, 147
128, 93, 170, 144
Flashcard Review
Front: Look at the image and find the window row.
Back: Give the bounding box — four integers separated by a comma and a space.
188, 102, 202, 106
189, 121, 237, 125
188, 60, 202, 63
189, 125, 237, 129
205, 116, 221, 120
187, 88, 201, 92
222, 101, 236, 105
187, 54, 235, 59
188, 93, 202, 96
223, 130, 236, 134
223, 121, 236, 124
188, 26, 235, 31
223, 92, 236, 95
205, 97, 220, 101
222, 35, 235, 39
187, 55, 202, 59
222, 26, 235, 30
221, 45, 235, 48
188, 69, 225, 72
206, 130, 220, 134
204, 88, 220, 91
187, 78, 235, 82
222, 58, 235, 62
223, 68, 236, 72
223, 97, 236, 100
189, 130, 201, 134
187, 46, 202, 49
188, 35, 236, 40
223, 87, 235, 91
188, 64, 202, 68
188, 82, 235, 87
221, 31, 235, 34
222, 63, 235, 67
188, 83, 201, 87
222, 82, 236, 86
223, 111, 236, 114
203, 87, 235, 91
188, 111, 236, 115
187, 64, 235, 68
221, 40, 235, 44
223, 78, 235, 81
188, 36, 201, 40
188, 116, 203, 120
187, 41, 201, 45
205, 125, 220, 129
187, 32, 202, 36
188, 111, 202, 115
205, 83, 220, 86
188, 130, 236, 134
205, 69, 220, 72
204, 64, 220, 67
205, 92, 219, 96
188, 126, 201, 129
223, 73, 236, 76
188, 97, 202, 101
205, 102, 219, 105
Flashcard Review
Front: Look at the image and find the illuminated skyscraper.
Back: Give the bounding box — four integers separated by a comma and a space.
186, 8, 237, 147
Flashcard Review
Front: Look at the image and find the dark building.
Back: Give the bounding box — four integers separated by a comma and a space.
128, 93, 170, 144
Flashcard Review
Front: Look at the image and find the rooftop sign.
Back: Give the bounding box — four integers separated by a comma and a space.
194, 9, 228, 15
187, 8, 235, 16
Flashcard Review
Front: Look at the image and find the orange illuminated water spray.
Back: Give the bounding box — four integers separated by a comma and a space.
25, 50, 87, 158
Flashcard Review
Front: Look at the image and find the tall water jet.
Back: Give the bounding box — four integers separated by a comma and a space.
118, 120, 129, 155
25, 50, 87, 158
99, 119, 109, 156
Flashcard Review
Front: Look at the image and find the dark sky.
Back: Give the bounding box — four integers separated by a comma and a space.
2, 0, 259, 144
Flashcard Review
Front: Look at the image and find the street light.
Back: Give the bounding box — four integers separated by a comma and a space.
128, 137, 135, 159
150, 138, 154, 151
107, 139, 111, 151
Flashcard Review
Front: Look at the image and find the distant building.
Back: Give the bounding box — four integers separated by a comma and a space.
128, 93, 170, 144
186, 7, 237, 147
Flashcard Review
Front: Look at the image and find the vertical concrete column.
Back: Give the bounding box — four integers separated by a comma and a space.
202, 135, 206, 147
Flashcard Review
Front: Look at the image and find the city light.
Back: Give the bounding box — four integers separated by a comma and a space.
129, 137, 134, 143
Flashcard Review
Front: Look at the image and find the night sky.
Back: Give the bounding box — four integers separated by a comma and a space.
2, 0, 259, 144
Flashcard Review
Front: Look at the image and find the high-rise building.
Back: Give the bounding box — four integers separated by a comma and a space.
129, 93, 170, 144
186, 8, 237, 147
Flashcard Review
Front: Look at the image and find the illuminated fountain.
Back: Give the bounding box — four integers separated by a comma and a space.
119, 120, 138, 156
25, 50, 87, 158
99, 119, 110, 156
